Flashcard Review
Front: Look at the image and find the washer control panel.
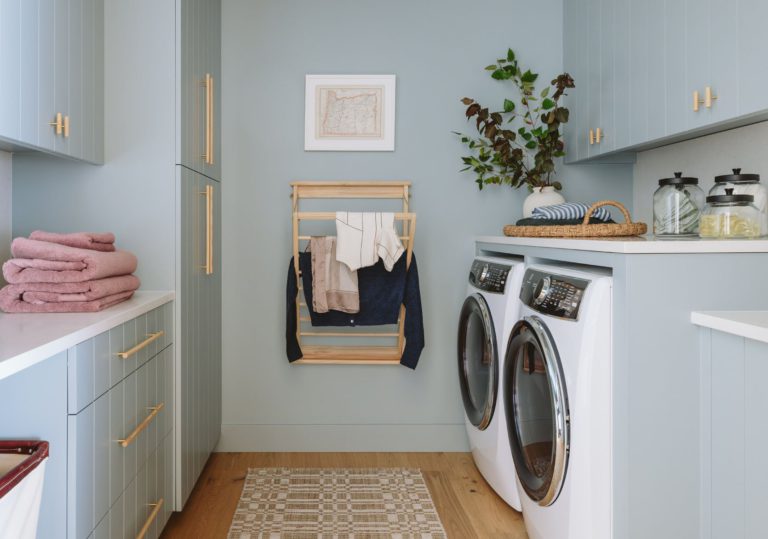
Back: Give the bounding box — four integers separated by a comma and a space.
469, 260, 511, 294
520, 269, 590, 320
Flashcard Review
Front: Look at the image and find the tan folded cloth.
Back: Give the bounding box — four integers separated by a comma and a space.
310, 236, 359, 314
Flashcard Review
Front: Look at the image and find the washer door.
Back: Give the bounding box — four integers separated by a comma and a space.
505, 316, 570, 506
457, 293, 498, 430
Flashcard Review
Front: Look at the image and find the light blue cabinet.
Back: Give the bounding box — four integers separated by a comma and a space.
178, 0, 221, 182
699, 328, 768, 539
565, 0, 768, 161
0, 0, 103, 163
178, 166, 222, 507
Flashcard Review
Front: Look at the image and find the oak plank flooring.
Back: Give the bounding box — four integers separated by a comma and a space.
161, 452, 528, 539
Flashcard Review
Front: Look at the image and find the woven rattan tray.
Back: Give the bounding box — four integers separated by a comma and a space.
503, 200, 647, 238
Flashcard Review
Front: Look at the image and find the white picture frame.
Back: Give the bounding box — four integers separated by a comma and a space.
304, 74, 396, 151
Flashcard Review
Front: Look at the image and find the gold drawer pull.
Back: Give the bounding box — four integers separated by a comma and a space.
117, 403, 164, 448
136, 498, 164, 539
116, 331, 165, 359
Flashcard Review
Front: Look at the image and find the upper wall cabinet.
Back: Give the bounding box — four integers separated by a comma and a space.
0, 0, 104, 164
178, 0, 221, 181
564, 0, 768, 163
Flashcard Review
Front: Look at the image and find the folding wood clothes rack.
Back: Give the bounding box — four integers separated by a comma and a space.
291, 181, 416, 365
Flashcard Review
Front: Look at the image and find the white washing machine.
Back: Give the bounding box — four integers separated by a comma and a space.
457, 255, 525, 511
503, 263, 612, 539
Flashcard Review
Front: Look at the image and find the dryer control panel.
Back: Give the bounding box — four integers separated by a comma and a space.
520, 269, 590, 320
468, 260, 511, 294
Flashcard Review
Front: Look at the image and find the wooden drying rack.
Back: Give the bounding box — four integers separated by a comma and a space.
291, 181, 416, 365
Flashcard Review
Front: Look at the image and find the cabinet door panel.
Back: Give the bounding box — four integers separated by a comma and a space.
739, 0, 768, 115
586, 0, 602, 158
598, 0, 615, 153
68, 0, 84, 159
19, 0, 40, 145
645, 0, 666, 142
665, 0, 687, 136
563, 0, 588, 162
628, 0, 649, 145
0, 0, 21, 139
612, 0, 631, 150
38, 0, 57, 150
54, 0, 70, 156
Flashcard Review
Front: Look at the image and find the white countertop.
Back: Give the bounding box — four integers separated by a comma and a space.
0, 290, 174, 381
476, 235, 768, 254
691, 311, 768, 344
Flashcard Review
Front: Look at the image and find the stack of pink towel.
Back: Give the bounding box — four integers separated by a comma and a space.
0, 231, 140, 313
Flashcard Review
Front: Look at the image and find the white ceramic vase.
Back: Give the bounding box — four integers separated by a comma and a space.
523, 186, 565, 217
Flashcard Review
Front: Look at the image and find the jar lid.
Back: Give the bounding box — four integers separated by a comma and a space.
658, 171, 698, 186
706, 187, 755, 204
714, 168, 761, 183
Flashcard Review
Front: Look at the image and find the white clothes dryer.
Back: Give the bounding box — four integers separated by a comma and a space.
504, 263, 613, 539
458, 255, 525, 511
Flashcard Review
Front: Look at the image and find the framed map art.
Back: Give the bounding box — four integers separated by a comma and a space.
304, 75, 396, 151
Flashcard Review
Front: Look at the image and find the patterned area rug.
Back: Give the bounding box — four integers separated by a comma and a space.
227, 467, 447, 538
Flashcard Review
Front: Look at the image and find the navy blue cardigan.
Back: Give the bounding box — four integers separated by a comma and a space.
286, 252, 425, 369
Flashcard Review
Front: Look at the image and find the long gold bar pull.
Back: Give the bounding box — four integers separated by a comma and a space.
704, 86, 718, 109
202, 74, 211, 164
200, 185, 213, 275
63, 115, 70, 138
49, 113, 63, 135
117, 403, 165, 448
136, 498, 164, 539
116, 331, 165, 359
209, 76, 214, 165
207, 185, 213, 274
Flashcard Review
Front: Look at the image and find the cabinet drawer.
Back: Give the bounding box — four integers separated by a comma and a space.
90, 430, 173, 539
68, 302, 173, 414
68, 345, 173, 539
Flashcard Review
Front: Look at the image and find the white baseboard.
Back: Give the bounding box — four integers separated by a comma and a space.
216, 424, 470, 452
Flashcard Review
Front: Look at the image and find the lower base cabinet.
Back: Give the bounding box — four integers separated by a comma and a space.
0, 301, 175, 539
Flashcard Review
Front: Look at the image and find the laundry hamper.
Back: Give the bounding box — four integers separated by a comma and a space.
0, 441, 49, 539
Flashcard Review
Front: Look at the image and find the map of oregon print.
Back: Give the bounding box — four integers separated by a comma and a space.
305, 75, 395, 151
316, 86, 384, 139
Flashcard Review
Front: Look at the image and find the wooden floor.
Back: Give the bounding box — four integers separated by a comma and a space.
161, 452, 528, 539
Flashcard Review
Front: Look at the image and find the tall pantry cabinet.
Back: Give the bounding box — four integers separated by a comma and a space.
11, 0, 223, 514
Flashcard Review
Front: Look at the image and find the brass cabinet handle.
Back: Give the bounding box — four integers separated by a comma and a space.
209, 76, 214, 165
117, 402, 164, 448
704, 86, 718, 108
63, 115, 70, 138
693, 90, 702, 112
202, 73, 212, 164
200, 185, 214, 275
116, 331, 165, 359
49, 113, 63, 135
589, 128, 595, 145
595, 127, 603, 144
136, 498, 164, 539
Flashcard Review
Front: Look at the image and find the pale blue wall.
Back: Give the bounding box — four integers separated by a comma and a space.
219, 0, 634, 450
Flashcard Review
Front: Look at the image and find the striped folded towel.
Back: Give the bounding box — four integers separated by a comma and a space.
531, 202, 612, 222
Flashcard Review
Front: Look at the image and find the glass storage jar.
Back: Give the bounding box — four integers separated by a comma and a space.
708, 168, 768, 234
699, 189, 763, 239
653, 172, 706, 237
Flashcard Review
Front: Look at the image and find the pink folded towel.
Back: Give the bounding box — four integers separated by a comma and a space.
3, 238, 138, 284
0, 288, 134, 313
12, 274, 140, 303
29, 230, 116, 252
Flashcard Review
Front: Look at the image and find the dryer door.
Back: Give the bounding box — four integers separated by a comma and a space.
505, 316, 570, 506
457, 293, 498, 430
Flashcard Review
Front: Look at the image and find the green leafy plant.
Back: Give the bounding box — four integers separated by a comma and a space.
456, 49, 575, 191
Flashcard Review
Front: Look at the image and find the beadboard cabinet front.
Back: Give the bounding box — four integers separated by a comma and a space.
564, 0, 768, 162
0, 0, 103, 163
177, 166, 222, 507
178, 0, 222, 182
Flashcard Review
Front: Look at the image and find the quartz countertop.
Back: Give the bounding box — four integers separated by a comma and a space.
0, 290, 174, 381
476, 235, 768, 254
691, 311, 768, 344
